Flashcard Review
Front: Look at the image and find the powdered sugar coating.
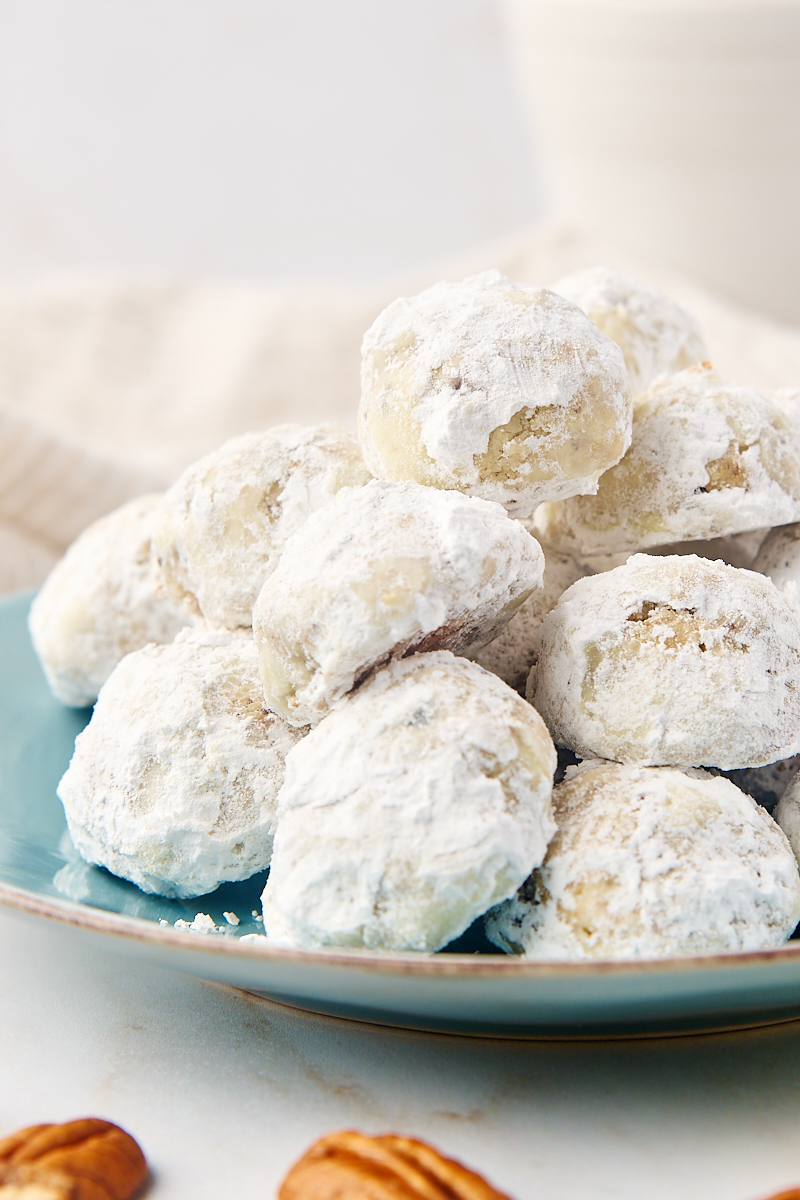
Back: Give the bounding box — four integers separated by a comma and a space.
534, 366, 800, 556
359, 270, 632, 517
531, 554, 800, 769
152, 425, 372, 630
485, 761, 800, 960
253, 478, 545, 727
57, 626, 304, 898
262, 651, 557, 953
464, 547, 587, 693
552, 266, 707, 397
28, 494, 190, 707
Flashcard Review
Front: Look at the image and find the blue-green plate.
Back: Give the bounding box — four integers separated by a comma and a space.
5, 588, 800, 1039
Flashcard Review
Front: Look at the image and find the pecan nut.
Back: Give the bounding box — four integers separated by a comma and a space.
278, 1129, 513, 1200
0, 1118, 148, 1200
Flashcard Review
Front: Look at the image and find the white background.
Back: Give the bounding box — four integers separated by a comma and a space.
0, 0, 539, 282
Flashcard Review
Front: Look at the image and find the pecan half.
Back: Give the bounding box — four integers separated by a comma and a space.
278, 1129, 513, 1200
0, 1118, 148, 1200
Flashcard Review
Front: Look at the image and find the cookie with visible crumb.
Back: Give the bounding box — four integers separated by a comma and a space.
535, 366, 800, 557
531, 553, 800, 769
486, 760, 800, 959
359, 270, 631, 517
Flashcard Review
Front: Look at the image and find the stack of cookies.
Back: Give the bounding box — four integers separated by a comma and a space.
30, 265, 800, 960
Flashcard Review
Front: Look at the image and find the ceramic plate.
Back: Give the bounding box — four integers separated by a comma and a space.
5, 588, 800, 1039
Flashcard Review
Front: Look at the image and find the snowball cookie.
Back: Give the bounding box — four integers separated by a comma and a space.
485, 761, 800, 960
552, 266, 707, 397
262, 651, 557, 953
531, 554, 800, 769
358, 269, 632, 518
754, 522, 800, 592
152, 424, 372, 630
57, 626, 304, 898
534, 366, 800, 557
253, 478, 545, 728
28, 494, 190, 708
464, 548, 587, 693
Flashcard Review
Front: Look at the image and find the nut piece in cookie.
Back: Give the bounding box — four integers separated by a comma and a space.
531, 554, 800, 769
552, 265, 707, 397
485, 761, 800, 960
152, 424, 372, 630
358, 269, 631, 517
253, 479, 545, 728
262, 651, 556, 953
534, 366, 800, 557
28, 493, 190, 707
0, 1117, 148, 1200
58, 626, 304, 898
278, 1129, 513, 1200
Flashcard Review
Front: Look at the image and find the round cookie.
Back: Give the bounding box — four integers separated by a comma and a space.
485, 761, 800, 960
534, 365, 800, 556
531, 554, 800, 769
261, 651, 557, 953
152, 424, 372, 630
358, 269, 631, 517
552, 265, 707, 397
28, 493, 191, 708
464, 548, 587, 693
57, 627, 304, 898
253, 478, 545, 728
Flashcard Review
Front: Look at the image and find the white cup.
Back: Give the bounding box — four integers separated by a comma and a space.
501, 0, 800, 324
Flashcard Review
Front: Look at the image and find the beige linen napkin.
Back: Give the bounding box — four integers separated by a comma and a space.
2, 222, 799, 595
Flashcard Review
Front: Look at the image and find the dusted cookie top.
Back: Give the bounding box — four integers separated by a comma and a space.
552, 266, 706, 397
358, 270, 631, 517
531, 554, 800, 769
262, 651, 557, 953
464, 547, 587, 693
152, 425, 372, 630
253, 479, 545, 727
485, 761, 800, 960
534, 366, 800, 556
28, 494, 190, 708
57, 627, 304, 898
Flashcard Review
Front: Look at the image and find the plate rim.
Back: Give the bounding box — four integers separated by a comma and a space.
4, 877, 800, 981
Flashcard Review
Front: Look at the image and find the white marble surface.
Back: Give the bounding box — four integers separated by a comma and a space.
3, 905, 800, 1200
